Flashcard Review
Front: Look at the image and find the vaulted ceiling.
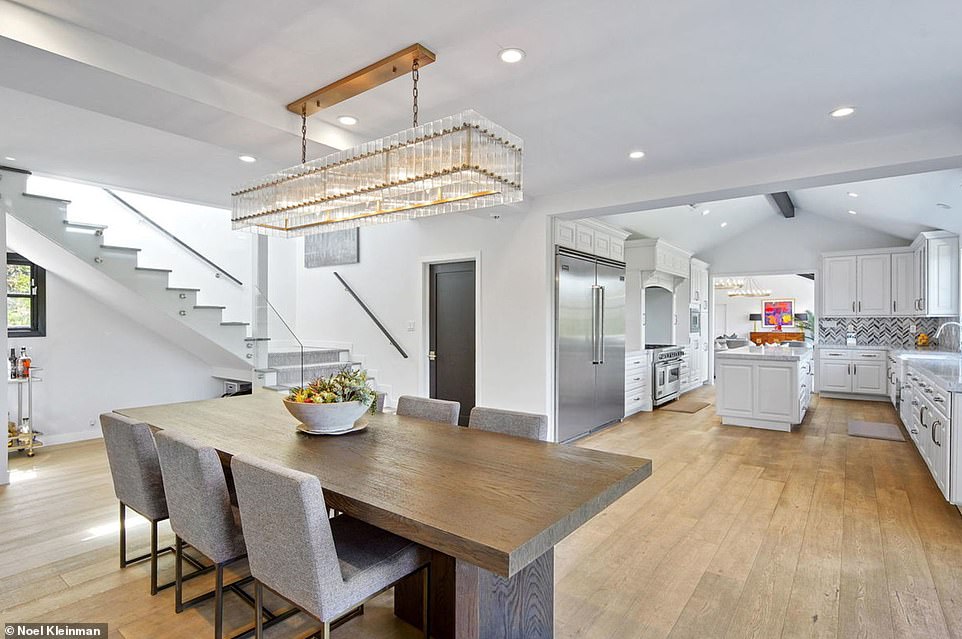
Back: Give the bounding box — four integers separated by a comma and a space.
2, 0, 962, 210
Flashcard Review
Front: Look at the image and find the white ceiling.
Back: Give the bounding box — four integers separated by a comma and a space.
2, 0, 962, 208
602, 167, 962, 254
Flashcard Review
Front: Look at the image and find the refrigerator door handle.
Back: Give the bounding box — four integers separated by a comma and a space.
591, 285, 603, 364
598, 286, 606, 364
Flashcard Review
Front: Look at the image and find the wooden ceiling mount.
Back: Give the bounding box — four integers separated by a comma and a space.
287, 43, 436, 117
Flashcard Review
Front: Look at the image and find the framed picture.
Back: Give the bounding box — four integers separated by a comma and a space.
763, 299, 795, 328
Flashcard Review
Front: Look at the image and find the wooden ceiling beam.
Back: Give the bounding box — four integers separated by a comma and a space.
287, 43, 436, 117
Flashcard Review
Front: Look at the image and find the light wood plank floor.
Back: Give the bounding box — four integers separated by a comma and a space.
2, 388, 962, 638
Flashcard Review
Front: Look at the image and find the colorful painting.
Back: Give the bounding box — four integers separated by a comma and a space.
763, 299, 795, 329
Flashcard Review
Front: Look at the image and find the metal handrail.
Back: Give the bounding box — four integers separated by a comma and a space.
104, 189, 244, 286
333, 272, 408, 359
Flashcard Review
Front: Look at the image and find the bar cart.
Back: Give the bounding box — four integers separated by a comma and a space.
7, 367, 42, 457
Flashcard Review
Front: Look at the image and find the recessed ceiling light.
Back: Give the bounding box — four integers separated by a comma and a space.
848, 209, 857, 215
628, 150, 646, 159
498, 48, 525, 64
702, 209, 711, 216
936, 203, 952, 210
238, 155, 257, 163
3, 156, 15, 161
830, 106, 856, 118
847, 192, 859, 198
720, 222, 728, 228
337, 115, 358, 126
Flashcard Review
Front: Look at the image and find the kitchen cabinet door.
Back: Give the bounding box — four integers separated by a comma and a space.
926, 237, 960, 316
914, 242, 926, 315
755, 364, 796, 422
856, 254, 892, 316
891, 251, 915, 316
852, 360, 887, 395
930, 411, 950, 499
822, 256, 857, 316
818, 359, 852, 393
716, 361, 755, 417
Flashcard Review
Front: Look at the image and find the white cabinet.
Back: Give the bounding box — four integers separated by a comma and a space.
715, 360, 755, 418
891, 250, 915, 316
690, 259, 709, 311
715, 351, 812, 431
816, 348, 888, 396
822, 255, 858, 316
625, 239, 692, 278
756, 363, 796, 422
554, 219, 630, 263
905, 365, 953, 503
856, 254, 892, 315
625, 350, 652, 416
914, 232, 960, 317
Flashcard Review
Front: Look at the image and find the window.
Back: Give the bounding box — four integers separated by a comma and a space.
7, 253, 45, 337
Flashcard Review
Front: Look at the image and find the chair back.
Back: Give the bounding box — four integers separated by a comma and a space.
231, 454, 342, 619
469, 407, 549, 441
99, 413, 168, 520
153, 430, 245, 564
396, 395, 460, 425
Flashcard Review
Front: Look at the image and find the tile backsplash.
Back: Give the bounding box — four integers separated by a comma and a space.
818, 317, 960, 350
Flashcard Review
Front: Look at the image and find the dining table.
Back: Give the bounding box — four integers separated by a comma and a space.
118, 390, 652, 638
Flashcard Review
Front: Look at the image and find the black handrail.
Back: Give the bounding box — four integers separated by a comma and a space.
104, 189, 244, 286
333, 272, 409, 359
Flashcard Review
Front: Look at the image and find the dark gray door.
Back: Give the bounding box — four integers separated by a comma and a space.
429, 261, 476, 426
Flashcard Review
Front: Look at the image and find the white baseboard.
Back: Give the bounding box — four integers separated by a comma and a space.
40, 430, 103, 446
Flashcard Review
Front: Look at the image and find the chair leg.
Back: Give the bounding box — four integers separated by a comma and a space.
422, 564, 431, 639
319, 622, 331, 639
175, 536, 184, 613
215, 563, 225, 639
118, 502, 127, 569
254, 581, 263, 639
150, 519, 159, 595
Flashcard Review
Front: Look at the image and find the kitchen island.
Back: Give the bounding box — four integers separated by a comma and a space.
715, 345, 814, 431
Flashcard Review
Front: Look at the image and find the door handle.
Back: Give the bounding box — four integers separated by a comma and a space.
852, 301, 856, 312
591, 285, 603, 364
428, 350, 437, 361
858, 301, 861, 312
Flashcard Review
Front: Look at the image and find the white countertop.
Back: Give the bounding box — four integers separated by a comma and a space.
905, 357, 962, 392
715, 345, 813, 362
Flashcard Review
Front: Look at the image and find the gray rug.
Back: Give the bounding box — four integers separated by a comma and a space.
661, 400, 711, 414
848, 420, 905, 442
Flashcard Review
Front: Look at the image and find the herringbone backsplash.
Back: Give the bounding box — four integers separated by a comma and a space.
819, 317, 959, 350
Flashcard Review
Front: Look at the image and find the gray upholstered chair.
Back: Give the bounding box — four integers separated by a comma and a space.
231, 454, 431, 639
468, 406, 549, 441
100, 412, 207, 595
396, 395, 460, 425
154, 430, 294, 639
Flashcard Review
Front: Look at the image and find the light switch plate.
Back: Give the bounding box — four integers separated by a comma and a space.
406, 321, 416, 332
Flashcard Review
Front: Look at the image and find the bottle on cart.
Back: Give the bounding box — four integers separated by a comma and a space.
8, 348, 16, 380
18, 347, 30, 379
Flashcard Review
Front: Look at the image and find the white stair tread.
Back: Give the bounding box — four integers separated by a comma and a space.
100, 244, 141, 252
63, 220, 106, 230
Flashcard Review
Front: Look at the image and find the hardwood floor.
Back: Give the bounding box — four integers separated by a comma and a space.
3, 387, 962, 638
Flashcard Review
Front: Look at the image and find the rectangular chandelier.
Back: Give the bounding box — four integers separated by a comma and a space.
231, 110, 523, 237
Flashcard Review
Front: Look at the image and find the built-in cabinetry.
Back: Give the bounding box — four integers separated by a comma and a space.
820, 231, 959, 318
902, 365, 952, 500
626, 238, 691, 278
817, 347, 888, 397
554, 219, 629, 262
690, 259, 709, 312
625, 350, 653, 416
715, 348, 813, 431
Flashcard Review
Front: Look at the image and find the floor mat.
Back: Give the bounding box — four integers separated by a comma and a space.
661, 400, 711, 414
848, 420, 905, 442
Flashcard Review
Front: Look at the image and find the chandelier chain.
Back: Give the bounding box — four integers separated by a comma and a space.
301, 105, 307, 165
412, 57, 419, 127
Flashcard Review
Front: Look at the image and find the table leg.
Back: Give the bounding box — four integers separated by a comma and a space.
395, 548, 554, 639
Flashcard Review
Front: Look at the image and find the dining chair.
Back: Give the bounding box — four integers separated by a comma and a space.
468, 406, 549, 441
396, 395, 460, 425
154, 430, 296, 639
99, 413, 208, 595
231, 454, 432, 639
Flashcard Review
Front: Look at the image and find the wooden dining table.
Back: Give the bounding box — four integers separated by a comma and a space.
118, 390, 651, 638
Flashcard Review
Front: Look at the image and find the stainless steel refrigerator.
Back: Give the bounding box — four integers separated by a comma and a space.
555, 249, 626, 442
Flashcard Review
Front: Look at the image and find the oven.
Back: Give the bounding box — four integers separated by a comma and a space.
652, 346, 685, 406
689, 305, 701, 334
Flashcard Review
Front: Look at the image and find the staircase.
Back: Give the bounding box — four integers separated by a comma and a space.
265, 349, 361, 388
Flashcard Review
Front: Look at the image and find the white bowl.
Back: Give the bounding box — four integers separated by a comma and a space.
284, 399, 370, 433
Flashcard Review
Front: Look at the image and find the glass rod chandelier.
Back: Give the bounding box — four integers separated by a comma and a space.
231, 55, 523, 237
727, 278, 772, 298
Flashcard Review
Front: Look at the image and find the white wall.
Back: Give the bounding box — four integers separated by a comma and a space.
0, 205, 6, 483
294, 208, 551, 420
6, 272, 222, 446
700, 210, 906, 275
714, 274, 815, 339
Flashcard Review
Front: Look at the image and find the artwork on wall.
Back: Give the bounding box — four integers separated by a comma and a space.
763, 299, 795, 329
304, 228, 359, 268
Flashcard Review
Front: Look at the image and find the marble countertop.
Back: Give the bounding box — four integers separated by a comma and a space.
816, 343, 898, 351
905, 357, 962, 392
716, 345, 813, 362
817, 343, 958, 357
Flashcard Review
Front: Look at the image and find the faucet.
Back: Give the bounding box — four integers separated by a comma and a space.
934, 321, 962, 351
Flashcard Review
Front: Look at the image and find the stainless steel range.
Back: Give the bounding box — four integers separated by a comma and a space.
647, 344, 685, 406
